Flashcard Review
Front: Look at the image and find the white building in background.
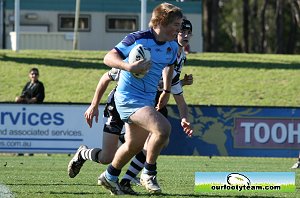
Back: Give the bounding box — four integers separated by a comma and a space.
1, 0, 203, 52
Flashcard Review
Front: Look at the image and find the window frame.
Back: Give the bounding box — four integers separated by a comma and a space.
58, 14, 91, 32
106, 15, 139, 33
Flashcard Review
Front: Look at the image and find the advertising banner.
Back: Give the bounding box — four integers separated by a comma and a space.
195, 172, 295, 193
0, 103, 104, 153
1, 103, 300, 157
164, 105, 300, 157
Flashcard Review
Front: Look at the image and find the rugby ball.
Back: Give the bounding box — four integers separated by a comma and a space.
227, 173, 251, 186
128, 44, 151, 78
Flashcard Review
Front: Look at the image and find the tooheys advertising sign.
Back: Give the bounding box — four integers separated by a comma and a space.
162, 105, 300, 157
234, 118, 300, 148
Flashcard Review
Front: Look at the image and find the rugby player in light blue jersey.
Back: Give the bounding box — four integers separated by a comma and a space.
97, 3, 191, 195
119, 19, 194, 193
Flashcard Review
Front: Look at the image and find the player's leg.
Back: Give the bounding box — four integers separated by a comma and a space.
131, 106, 171, 194
99, 106, 170, 194
68, 101, 124, 178
131, 107, 170, 160
98, 122, 149, 195
80, 132, 120, 164
119, 133, 151, 195
119, 149, 146, 194
88, 108, 124, 164
120, 135, 150, 185
120, 105, 168, 189
105, 106, 166, 172
68, 133, 120, 178
120, 150, 146, 184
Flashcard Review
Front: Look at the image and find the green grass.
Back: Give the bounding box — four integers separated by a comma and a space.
1, 50, 300, 106
0, 155, 298, 197
1, 50, 300, 197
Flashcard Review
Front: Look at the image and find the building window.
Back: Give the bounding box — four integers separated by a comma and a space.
58, 14, 91, 32
106, 15, 138, 32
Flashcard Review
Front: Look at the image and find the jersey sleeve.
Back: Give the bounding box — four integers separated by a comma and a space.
114, 33, 137, 60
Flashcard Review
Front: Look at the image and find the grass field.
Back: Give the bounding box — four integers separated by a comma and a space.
1, 50, 300, 106
0, 154, 298, 198
1, 50, 300, 197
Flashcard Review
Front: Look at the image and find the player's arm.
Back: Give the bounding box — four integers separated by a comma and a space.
173, 94, 193, 137
103, 48, 150, 74
84, 71, 112, 128
156, 65, 174, 110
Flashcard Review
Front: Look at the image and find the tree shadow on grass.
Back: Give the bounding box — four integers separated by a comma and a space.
187, 59, 300, 70
0, 55, 106, 70
2, 53, 300, 70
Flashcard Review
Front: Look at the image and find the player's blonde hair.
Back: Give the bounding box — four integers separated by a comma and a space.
149, 2, 183, 28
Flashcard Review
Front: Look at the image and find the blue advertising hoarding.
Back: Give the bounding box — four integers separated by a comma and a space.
0, 103, 104, 153
163, 105, 300, 157
1, 103, 299, 157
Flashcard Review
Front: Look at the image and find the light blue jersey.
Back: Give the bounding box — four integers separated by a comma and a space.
114, 29, 178, 122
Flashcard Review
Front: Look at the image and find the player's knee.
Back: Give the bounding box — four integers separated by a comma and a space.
159, 121, 171, 138
157, 132, 170, 145
153, 125, 170, 146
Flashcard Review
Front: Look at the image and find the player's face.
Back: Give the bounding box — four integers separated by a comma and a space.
161, 18, 182, 41
178, 29, 192, 47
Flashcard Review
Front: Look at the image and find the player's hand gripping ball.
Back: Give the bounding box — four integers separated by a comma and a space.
128, 44, 151, 78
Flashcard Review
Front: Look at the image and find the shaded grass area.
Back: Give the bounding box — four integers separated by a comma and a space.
0, 51, 106, 70
1, 50, 300, 106
0, 155, 298, 198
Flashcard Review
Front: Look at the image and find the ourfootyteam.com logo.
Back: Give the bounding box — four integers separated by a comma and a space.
211, 172, 280, 192
211, 173, 254, 191
211, 173, 253, 191
195, 172, 295, 193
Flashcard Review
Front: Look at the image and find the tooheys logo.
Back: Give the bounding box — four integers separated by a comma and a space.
234, 118, 300, 148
